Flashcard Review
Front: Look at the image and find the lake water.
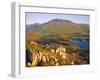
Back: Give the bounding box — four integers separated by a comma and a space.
66, 35, 89, 50
67, 41, 89, 50
71, 35, 89, 39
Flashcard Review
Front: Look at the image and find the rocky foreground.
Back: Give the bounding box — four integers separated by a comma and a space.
26, 41, 89, 67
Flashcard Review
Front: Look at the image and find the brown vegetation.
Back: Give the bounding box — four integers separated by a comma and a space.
26, 41, 88, 67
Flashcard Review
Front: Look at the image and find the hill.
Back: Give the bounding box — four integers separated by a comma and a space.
26, 19, 89, 42
36, 19, 89, 35
26, 23, 41, 32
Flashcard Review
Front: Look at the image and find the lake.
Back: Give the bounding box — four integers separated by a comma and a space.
66, 35, 89, 50
71, 35, 89, 39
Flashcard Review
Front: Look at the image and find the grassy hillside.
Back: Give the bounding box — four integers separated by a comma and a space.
26, 19, 89, 43
26, 31, 42, 42
80, 24, 89, 35
35, 19, 89, 35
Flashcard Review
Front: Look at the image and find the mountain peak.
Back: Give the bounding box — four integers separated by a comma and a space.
49, 19, 72, 23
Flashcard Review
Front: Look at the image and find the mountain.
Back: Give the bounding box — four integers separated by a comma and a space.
26, 23, 41, 32
36, 19, 89, 35
80, 24, 89, 33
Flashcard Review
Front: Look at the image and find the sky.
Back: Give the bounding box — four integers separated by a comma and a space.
26, 12, 90, 25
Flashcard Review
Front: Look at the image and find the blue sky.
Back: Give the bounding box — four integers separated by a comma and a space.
26, 12, 90, 25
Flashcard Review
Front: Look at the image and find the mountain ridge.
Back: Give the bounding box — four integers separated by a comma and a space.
26, 19, 89, 35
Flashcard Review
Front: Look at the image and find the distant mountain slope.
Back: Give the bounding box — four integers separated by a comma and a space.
26, 19, 89, 35
26, 23, 41, 32
36, 19, 89, 35
80, 24, 89, 33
